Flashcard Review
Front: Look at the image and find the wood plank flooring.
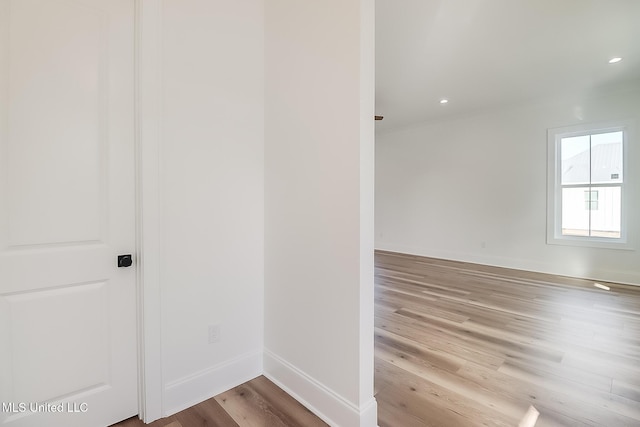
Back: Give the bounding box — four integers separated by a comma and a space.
374, 250, 640, 427
112, 376, 328, 427
114, 251, 640, 426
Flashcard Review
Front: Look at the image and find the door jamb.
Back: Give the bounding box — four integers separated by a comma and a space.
135, 0, 163, 422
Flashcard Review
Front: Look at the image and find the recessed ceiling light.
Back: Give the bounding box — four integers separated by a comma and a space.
440, 99, 448, 104
609, 57, 622, 64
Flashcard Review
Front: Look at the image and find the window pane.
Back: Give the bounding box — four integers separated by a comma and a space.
590, 186, 621, 238
591, 131, 623, 184
562, 187, 589, 236
561, 135, 590, 185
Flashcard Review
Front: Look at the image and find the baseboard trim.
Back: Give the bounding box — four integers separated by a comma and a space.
375, 243, 640, 287
163, 349, 262, 417
263, 349, 378, 427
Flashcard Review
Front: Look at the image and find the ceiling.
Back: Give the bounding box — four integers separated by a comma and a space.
375, 0, 640, 132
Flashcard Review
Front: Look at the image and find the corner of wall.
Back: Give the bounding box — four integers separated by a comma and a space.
263, 350, 377, 427
163, 350, 263, 417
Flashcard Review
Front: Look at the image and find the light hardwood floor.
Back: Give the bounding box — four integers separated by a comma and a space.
114, 251, 640, 426
374, 250, 640, 427
113, 376, 328, 427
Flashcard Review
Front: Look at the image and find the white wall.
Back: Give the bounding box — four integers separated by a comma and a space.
158, 0, 265, 415
376, 84, 640, 285
139, 0, 376, 422
264, 0, 377, 426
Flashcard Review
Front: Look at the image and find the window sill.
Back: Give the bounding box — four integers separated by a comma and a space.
546, 235, 635, 251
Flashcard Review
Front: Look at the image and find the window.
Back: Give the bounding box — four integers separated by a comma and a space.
547, 122, 633, 249
584, 190, 599, 211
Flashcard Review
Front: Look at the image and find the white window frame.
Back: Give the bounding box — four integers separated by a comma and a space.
547, 120, 634, 250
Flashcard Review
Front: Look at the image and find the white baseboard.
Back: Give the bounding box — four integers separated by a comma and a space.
358, 398, 379, 427
263, 349, 378, 427
163, 349, 263, 417
375, 243, 640, 286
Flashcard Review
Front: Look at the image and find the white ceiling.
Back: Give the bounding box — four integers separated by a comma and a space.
375, 0, 640, 132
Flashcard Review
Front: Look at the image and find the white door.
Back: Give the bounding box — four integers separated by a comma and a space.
0, 0, 137, 426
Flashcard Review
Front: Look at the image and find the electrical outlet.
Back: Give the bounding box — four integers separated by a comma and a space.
208, 324, 221, 344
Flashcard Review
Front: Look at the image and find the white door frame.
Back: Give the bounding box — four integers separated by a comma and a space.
135, 0, 163, 422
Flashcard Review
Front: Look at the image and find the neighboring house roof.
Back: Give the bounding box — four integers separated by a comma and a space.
562, 142, 622, 184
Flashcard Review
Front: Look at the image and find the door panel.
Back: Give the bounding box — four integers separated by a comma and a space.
0, 1, 137, 426
6, 0, 106, 247
5, 282, 109, 403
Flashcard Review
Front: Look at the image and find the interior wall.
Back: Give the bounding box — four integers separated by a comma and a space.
264, 0, 377, 425
158, 0, 265, 415
376, 84, 640, 285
